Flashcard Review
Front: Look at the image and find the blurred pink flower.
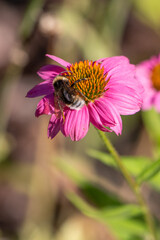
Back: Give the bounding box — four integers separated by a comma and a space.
26, 54, 143, 141
136, 54, 160, 112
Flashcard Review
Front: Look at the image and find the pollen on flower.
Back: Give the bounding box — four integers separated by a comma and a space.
151, 64, 160, 90
63, 60, 108, 102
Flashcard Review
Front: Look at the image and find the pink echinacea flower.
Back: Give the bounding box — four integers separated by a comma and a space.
136, 54, 160, 112
26, 54, 143, 141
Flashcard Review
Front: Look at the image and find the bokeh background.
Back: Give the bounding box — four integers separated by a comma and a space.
0, 0, 160, 239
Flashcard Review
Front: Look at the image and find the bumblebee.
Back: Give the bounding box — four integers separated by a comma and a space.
53, 75, 88, 119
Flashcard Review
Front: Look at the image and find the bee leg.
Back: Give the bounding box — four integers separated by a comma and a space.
56, 98, 65, 122
62, 113, 65, 123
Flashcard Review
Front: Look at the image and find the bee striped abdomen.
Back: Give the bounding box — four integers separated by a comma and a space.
69, 97, 85, 109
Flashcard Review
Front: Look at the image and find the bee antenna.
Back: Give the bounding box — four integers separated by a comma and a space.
71, 78, 88, 87
59, 71, 73, 76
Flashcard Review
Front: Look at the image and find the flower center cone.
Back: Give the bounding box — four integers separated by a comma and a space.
63, 60, 108, 103
151, 64, 160, 90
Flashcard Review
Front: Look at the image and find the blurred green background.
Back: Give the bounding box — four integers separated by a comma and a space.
0, 0, 160, 239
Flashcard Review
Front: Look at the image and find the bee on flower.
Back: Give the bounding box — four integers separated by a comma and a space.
26, 54, 143, 141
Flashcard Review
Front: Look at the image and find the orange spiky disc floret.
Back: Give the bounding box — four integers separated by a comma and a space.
151, 64, 160, 90
63, 60, 108, 103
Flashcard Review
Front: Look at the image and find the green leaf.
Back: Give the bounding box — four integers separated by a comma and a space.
67, 192, 102, 220
108, 218, 147, 240
137, 158, 160, 184
100, 205, 142, 220
87, 149, 151, 176
80, 182, 121, 208
68, 193, 147, 240
56, 157, 121, 208
67, 193, 142, 222
87, 149, 160, 190
149, 174, 160, 190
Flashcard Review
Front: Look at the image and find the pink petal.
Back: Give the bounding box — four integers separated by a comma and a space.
64, 106, 89, 141
99, 98, 122, 135
136, 64, 152, 89
46, 54, 71, 68
109, 107, 122, 135
89, 98, 122, 135
105, 87, 142, 115
100, 56, 135, 86
37, 64, 66, 80
88, 103, 112, 132
100, 56, 129, 71
106, 63, 135, 84
88, 98, 118, 132
154, 92, 160, 112
135, 55, 160, 112
35, 94, 55, 117
48, 115, 62, 139
92, 99, 117, 127
105, 64, 144, 98
26, 80, 54, 98
141, 89, 155, 110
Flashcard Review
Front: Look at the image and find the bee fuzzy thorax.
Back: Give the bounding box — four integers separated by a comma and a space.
53, 75, 86, 113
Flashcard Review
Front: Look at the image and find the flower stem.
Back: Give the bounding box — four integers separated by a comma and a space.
97, 130, 157, 240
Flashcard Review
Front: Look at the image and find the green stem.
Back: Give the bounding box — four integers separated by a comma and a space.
97, 130, 157, 240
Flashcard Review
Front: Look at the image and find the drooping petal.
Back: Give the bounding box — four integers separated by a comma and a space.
109, 106, 122, 135
88, 103, 112, 132
64, 106, 89, 141
99, 98, 122, 135
35, 94, 55, 117
48, 115, 62, 139
46, 54, 71, 68
26, 80, 54, 98
92, 99, 117, 127
37, 64, 66, 80
88, 98, 119, 132
89, 98, 122, 135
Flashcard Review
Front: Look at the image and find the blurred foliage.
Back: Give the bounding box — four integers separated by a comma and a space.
88, 149, 160, 190
67, 193, 147, 240
134, 0, 160, 31
19, 0, 45, 41
142, 109, 160, 158
0, 0, 160, 240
